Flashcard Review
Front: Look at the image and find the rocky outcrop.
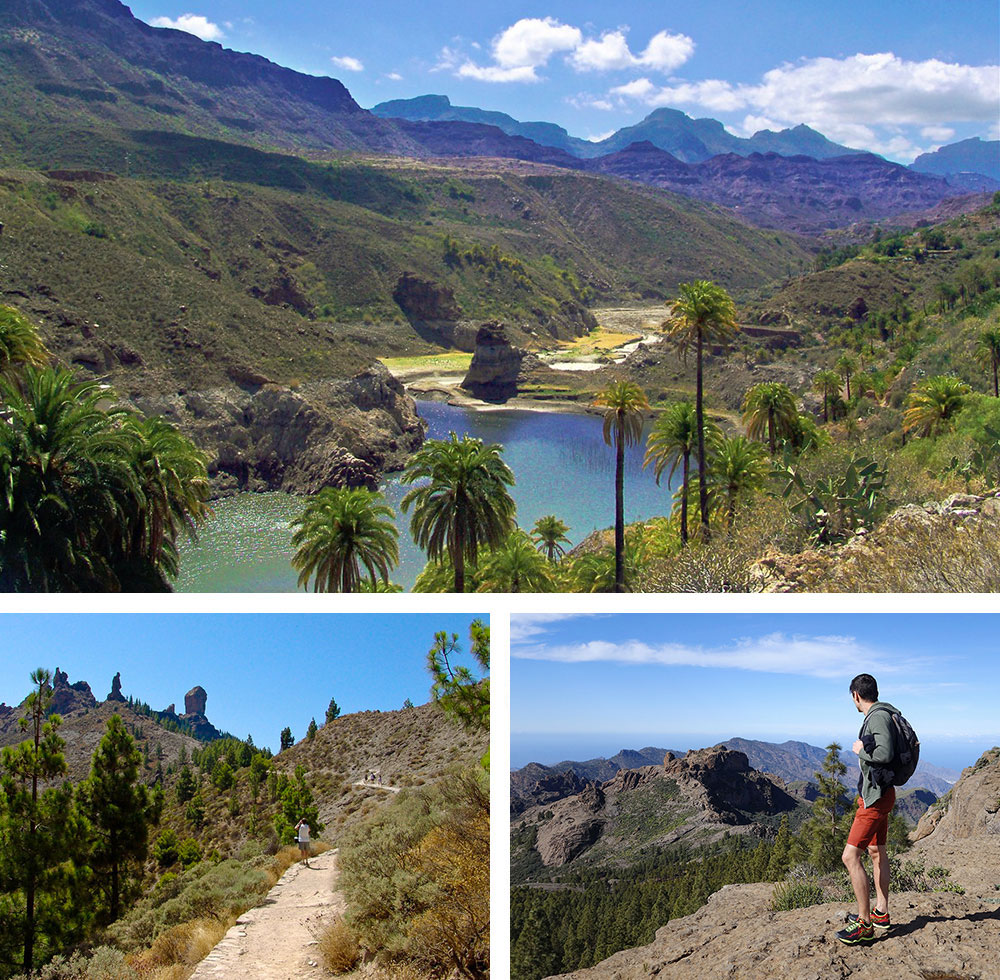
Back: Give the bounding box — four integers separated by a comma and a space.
511, 767, 592, 817
753, 490, 1000, 592
912, 747, 1000, 843
184, 686, 207, 716
49, 668, 97, 716
393, 273, 462, 322
461, 321, 528, 401
516, 749, 803, 870
136, 361, 425, 496
107, 671, 126, 703
460, 321, 551, 402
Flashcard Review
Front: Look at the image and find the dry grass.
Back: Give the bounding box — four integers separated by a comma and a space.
130, 917, 232, 975
318, 920, 361, 974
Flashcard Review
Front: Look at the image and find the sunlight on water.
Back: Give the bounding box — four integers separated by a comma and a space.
175, 401, 676, 592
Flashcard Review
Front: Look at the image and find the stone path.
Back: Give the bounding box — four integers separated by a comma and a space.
188, 848, 345, 980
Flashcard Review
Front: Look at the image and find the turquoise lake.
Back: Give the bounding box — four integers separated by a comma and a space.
174, 400, 677, 592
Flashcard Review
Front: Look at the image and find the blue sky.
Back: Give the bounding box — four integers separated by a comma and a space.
511, 614, 1000, 770
0, 613, 487, 752
123, 0, 999, 162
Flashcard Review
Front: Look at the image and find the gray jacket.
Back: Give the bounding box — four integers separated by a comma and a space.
856, 701, 897, 808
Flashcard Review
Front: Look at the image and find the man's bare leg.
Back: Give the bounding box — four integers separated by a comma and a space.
842, 844, 871, 921
868, 843, 889, 913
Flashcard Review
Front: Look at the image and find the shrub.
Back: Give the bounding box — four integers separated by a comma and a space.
319, 920, 360, 974
770, 880, 825, 911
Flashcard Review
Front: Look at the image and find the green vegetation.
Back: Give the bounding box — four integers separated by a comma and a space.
401, 434, 516, 593
290, 487, 399, 593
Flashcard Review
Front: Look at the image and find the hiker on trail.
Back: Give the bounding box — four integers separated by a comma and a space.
837, 673, 899, 946
295, 817, 311, 868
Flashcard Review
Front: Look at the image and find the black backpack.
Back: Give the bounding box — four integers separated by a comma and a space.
865, 706, 920, 787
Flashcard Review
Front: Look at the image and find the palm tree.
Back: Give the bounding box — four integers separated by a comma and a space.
0, 305, 49, 382
0, 368, 136, 590
974, 326, 1000, 397
835, 354, 857, 402
594, 380, 649, 592
903, 375, 972, 437
401, 433, 516, 592
530, 515, 571, 563
291, 486, 399, 592
644, 401, 719, 544
122, 415, 212, 583
710, 435, 769, 530
813, 370, 842, 423
663, 280, 739, 539
741, 382, 798, 456
478, 529, 555, 592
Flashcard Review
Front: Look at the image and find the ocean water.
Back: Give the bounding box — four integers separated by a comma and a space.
175, 399, 676, 592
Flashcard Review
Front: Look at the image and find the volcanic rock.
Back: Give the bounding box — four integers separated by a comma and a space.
49, 668, 96, 715
184, 686, 207, 716
107, 671, 126, 702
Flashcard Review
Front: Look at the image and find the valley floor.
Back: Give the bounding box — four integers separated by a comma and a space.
188, 849, 344, 980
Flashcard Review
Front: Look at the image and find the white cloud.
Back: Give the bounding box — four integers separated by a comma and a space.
458, 20, 692, 83
510, 614, 594, 645
921, 125, 956, 142
639, 30, 695, 72
386, 72, 403, 82
610, 77, 656, 99
493, 17, 582, 69
150, 13, 223, 41
331, 55, 364, 73
570, 31, 637, 72
513, 631, 914, 679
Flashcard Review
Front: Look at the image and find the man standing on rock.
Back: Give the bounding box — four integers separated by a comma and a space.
837, 673, 897, 945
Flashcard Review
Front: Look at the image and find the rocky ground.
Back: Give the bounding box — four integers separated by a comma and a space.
549, 882, 999, 980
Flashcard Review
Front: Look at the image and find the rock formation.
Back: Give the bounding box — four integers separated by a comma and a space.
460, 321, 552, 402
184, 686, 207, 716
515, 748, 802, 869
107, 671, 126, 702
49, 668, 97, 715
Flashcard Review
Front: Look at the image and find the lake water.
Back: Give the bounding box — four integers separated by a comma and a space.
175, 400, 676, 592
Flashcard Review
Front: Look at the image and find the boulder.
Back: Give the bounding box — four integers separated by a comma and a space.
49, 668, 96, 715
392, 272, 462, 321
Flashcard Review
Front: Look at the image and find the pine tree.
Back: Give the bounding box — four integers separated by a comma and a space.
280, 727, 294, 751
0, 669, 83, 975
325, 698, 341, 723
306, 718, 318, 741
798, 742, 850, 872
176, 764, 196, 803
766, 815, 792, 880
79, 714, 162, 922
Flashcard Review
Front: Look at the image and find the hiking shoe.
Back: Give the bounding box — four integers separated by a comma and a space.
837, 914, 875, 945
871, 908, 891, 931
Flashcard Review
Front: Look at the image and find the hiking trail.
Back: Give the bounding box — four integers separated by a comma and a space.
188, 848, 344, 980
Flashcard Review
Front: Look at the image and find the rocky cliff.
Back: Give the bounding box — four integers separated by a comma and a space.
514, 748, 803, 871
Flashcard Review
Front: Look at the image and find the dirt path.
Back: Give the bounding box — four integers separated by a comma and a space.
188, 849, 345, 980
352, 780, 401, 793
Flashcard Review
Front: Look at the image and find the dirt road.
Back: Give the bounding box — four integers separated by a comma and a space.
188, 849, 345, 980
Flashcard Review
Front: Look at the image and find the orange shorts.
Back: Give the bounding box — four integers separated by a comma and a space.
847, 786, 896, 849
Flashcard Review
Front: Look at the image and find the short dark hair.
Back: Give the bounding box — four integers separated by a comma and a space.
850, 673, 879, 702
